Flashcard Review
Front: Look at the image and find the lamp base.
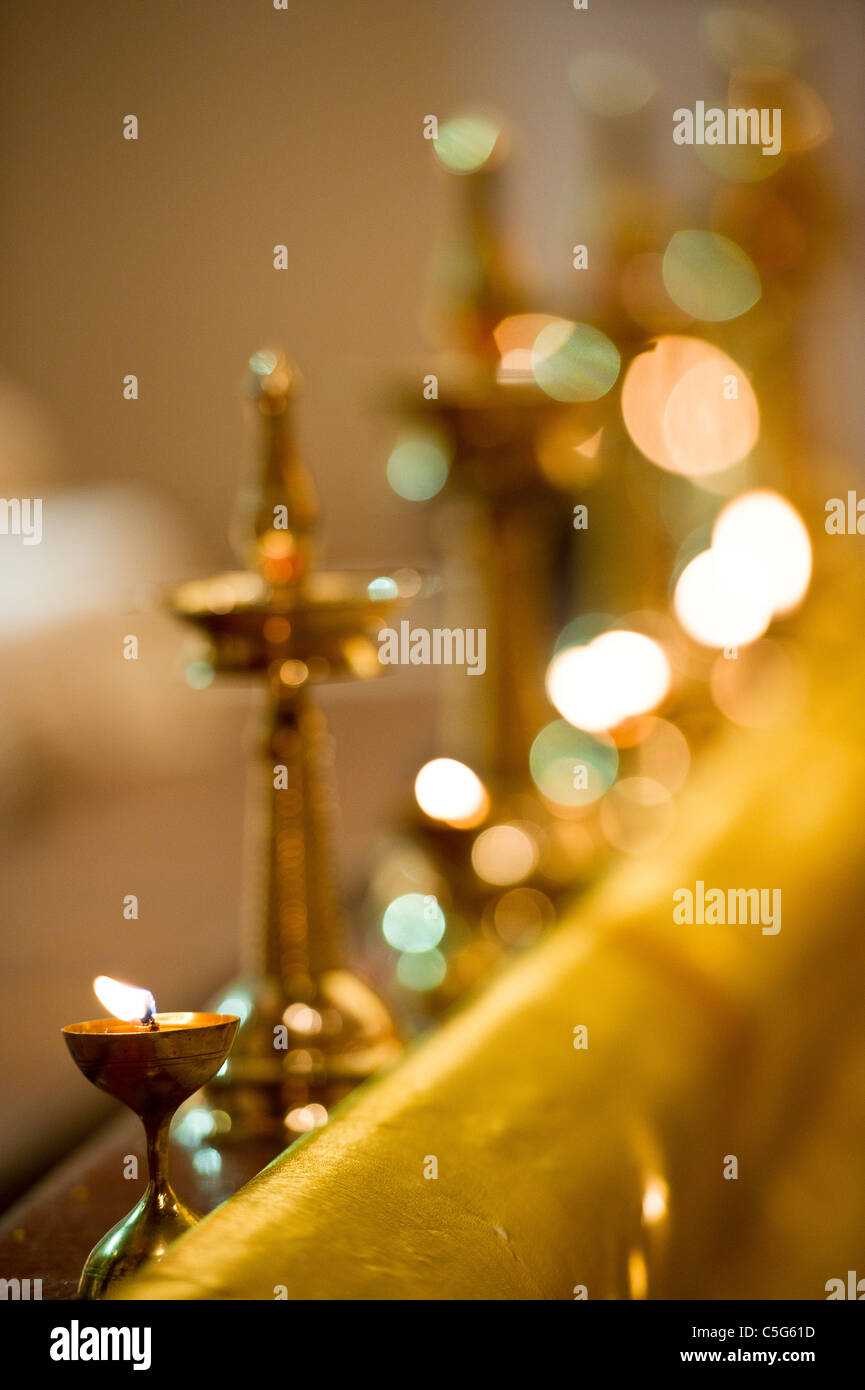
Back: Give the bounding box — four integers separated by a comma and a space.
200, 971, 401, 1145
77, 1183, 198, 1300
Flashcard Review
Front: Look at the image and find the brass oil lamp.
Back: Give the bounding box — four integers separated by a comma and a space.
168, 351, 409, 1144
63, 975, 238, 1298
375, 115, 620, 1006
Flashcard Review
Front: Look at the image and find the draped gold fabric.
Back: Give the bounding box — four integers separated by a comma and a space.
117, 573, 865, 1300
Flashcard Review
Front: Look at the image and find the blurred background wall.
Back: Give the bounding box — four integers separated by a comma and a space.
1, 0, 863, 1208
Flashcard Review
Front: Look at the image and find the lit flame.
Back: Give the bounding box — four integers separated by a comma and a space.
93, 974, 157, 1024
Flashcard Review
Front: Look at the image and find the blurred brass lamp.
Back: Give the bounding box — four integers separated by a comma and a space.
63, 976, 238, 1299
168, 350, 412, 1145
376, 114, 622, 1005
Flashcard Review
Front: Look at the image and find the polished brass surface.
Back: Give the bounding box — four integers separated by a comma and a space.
62, 1014, 238, 1298
168, 352, 405, 1144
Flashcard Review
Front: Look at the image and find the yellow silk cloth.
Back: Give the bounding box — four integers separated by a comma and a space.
118, 579, 865, 1300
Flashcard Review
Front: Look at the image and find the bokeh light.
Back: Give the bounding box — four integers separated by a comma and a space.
397, 948, 447, 991
662, 230, 760, 322
622, 336, 759, 477
215, 994, 251, 1024
489, 888, 556, 945
387, 432, 450, 500
175, 1107, 217, 1147
382, 893, 446, 953
663, 358, 759, 476
433, 115, 502, 174
368, 576, 399, 600
532, 321, 620, 403
249, 348, 280, 377
628, 1248, 649, 1300
285, 1103, 328, 1134
729, 67, 832, 155
641, 1174, 669, 1225
568, 51, 657, 117
529, 720, 618, 808
710, 638, 807, 728
471, 823, 539, 886
674, 547, 772, 648
494, 314, 565, 381
192, 1147, 223, 1177
546, 630, 671, 732
185, 659, 215, 690
283, 1003, 323, 1035
712, 489, 811, 616
414, 757, 490, 828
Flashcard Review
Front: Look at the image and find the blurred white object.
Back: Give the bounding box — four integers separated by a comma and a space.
0, 482, 245, 792
0, 483, 200, 639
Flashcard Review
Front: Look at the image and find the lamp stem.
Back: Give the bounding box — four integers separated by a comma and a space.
143, 1110, 175, 1199
251, 690, 344, 988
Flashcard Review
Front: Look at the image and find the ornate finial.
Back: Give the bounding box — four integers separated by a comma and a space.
230, 348, 320, 588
